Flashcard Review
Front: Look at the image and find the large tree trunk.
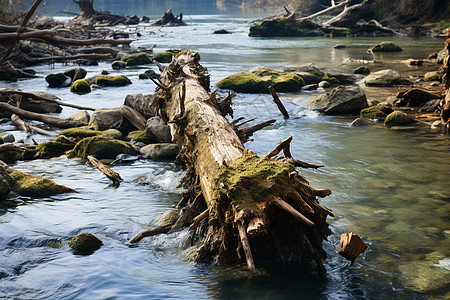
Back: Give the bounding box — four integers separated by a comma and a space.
323, 0, 374, 28
73, 0, 96, 18
149, 52, 333, 272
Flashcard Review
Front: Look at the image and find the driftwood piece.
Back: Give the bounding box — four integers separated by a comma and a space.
323, 0, 374, 28
128, 225, 172, 243
237, 221, 256, 272
338, 232, 368, 263
268, 86, 289, 119
299, 0, 350, 22
396, 88, 443, 107
87, 155, 122, 185
151, 8, 186, 27
120, 105, 146, 131
0, 102, 80, 128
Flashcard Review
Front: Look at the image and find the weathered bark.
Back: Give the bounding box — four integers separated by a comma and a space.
132, 52, 333, 272
299, 0, 350, 22
11, 114, 56, 137
120, 105, 146, 131
151, 8, 186, 26
441, 28, 450, 127
323, 0, 374, 28
87, 155, 122, 185
268, 86, 289, 119
73, 0, 96, 18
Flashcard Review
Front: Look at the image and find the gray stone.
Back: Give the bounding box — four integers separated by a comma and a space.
318, 81, 330, 88
334, 44, 345, 49
68, 110, 90, 124
88, 108, 122, 131
213, 28, 230, 34
302, 84, 318, 91
111, 60, 126, 70
362, 69, 412, 86
384, 111, 416, 126
45, 73, 71, 88
146, 116, 172, 143
124, 93, 157, 119
305, 86, 368, 115
63, 67, 87, 81
353, 66, 370, 75
350, 118, 374, 127
140, 143, 179, 159
1, 133, 15, 143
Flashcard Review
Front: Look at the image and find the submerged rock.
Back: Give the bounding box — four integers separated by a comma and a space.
120, 52, 152, 66
360, 105, 394, 121
369, 41, 402, 52
361, 69, 411, 86
69, 232, 103, 255
67, 136, 137, 159
305, 86, 368, 115
350, 118, 375, 127
70, 80, 91, 94
94, 75, 131, 87
216, 67, 305, 93
140, 143, 179, 159
213, 28, 230, 34
384, 111, 416, 126
10, 171, 75, 197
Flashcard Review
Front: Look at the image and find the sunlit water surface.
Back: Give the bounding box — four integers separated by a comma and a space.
0, 12, 449, 300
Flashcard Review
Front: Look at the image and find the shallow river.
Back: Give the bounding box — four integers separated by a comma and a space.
0, 12, 449, 299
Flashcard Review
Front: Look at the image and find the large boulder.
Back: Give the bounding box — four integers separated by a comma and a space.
69, 232, 103, 255
67, 136, 137, 159
361, 69, 412, 86
384, 111, 416, 126
9, 171, 75, 197
369, 41, 402, 52
216, 68, 305, 93
88, 108, 122, 131
305, 86, 368, 115
146, 116, 172, 143
140, 143, 179, 159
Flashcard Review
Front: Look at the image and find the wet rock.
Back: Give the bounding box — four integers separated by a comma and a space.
124, 93, 158, 119
63, 67, 87, 81
111, 60, 126, 70
0, 164, 12, 200
37, 136, 76, 158
94, 75, 131, 87
302, 84, 318, 91
146, 116, 172, 143
284, 64, 324, 78
123, 15, 140, 25
67, 136, 137, 160
318, 81, 330, 88
369, 41, 402, 52
1, 134, 14, 143
350, 118, 375, 127
77, 59, 98, 66
45, 73, 71, 88
360, 105, 394, 120
69, 232, 103, 255
424, 71, 442, 82
140, 143, 179, 159
127, 129, 156, 144
88, 108, 122, 131
101, 70, 109, 75
305, 86, 368, 115
120, 52, 152, 66
10, 171, 75, 197
216, 67, 305, 93
353, 66, 370, 75
139, 69, 159, 80
384, 111, 416, 126
325, 73, 357, 85
141, 16, 150, 22
70, 80, 91, 94
155, 210, 180, 227
427, 52, 438, 60
362, 69, 412, 86
419, 99, 441, 112
405, 59, 423, 66
249, 18, 323, 37
60, 128, 124, 140
213, 29, 230, 34
153, 49, 182, 63
334, 44, 345, 49
68, 111, 90, 124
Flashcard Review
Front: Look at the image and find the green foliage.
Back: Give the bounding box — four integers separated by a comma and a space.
435, 21, 450, 30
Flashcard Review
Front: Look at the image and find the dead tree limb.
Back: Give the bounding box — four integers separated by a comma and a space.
87, 155, 122, 185
268, 86, 289, 119
120, 105, 147, 130
299, 0, 350, 22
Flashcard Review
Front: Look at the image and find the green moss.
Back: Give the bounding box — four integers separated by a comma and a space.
249, 18, 323, 37
424, 71, 442, 82
153, 49, 182, 63
0, 136, 3, 144
384, 111, 416, 126
214, 154, 295, 212
360, 105, 393, 120
370, 41, 402, 52
59, 128, 123, 140
127, 129, 156, 144
70, 79, 91, 94
322, 73, 339, 85
10, 171, 75, 197
175, 49, 195, 58
37, 136, 76, 158
94, 75, 131, 87
67, 136, 135, 159
323, 27, 352, 37
69, 232, 103, 254
120, 52, 152, 66
216, 68, 305, 93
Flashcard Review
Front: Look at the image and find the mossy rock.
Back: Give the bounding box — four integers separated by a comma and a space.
249, 18, 323, 37
321, 73, 339, 85
60, 128, 124, 140
427, 52, 438, 60
45, 73, 71, 88
216, 68, 305, 93
67, 136, 136, 160
69, 232, 103, 255
0, 136, 3, 144
322, 27, 352, 37
360, 105, 394, 120
369, 41, 402, 52
384, 111, 416, 126
127, 129, 156, 144
94, 75, 131, 87
153, 49, 182, 63
424, 71, 442, 82
10, 171, 75, 197
155, 210, 180, 227
70, 80, 91, 94
37, 136, 76, 158
120, 52, 152, 66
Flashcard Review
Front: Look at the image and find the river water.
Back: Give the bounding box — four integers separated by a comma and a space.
0, 11, 449, 299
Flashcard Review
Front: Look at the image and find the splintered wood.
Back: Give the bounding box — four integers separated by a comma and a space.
338, 232, 368, 263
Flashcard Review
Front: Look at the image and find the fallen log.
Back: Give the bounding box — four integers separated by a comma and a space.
268, 86, 289, 119
120, 105, 146, 130
0, 102, 82, 128
299, 0, 350, 22
24, 53, 113, 64
131, 51, 333, 272
87, 155, 122, 185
